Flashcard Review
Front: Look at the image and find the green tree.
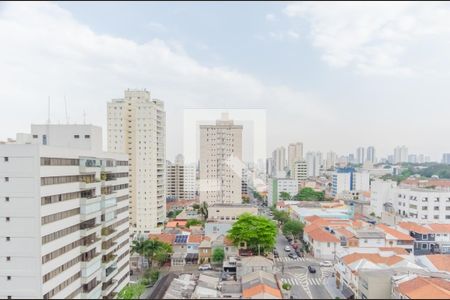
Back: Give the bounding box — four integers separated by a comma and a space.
279, 192, 291, 200
186, 219, 203, 228
242, 197, 250, 204
272, 209, 290, 225
167, 209, 182, 218
282, 220, 304, 239
192, 203, 200, 210
132, 237, 172, 268
212, 247, 225, 263
152, 242, 172, 268
118, 282, 146, 300
295, 187, 325, 201
199, 202, 209, 220
227, 213, 277, 253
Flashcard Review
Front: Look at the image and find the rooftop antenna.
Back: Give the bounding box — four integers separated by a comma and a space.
47, 96, 51, 124
83, 110, 86, 125
64, 96, 69, 124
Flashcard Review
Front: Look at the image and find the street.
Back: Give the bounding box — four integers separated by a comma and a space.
274, 231, 333, 299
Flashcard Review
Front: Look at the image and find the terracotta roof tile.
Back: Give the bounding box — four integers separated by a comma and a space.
398, 222, 431, 234
378, 247, 409, 255
242, 284, 282, 299
342, 253, 404, 266
425, 254, 450, 273
427, 224, 450, 233
188, 234, 203, 244
308, 228, 340, 243
166, 220, 187, 228
377, 224, 414, 241
397, 276, 450, 299
148, 233, 176, 244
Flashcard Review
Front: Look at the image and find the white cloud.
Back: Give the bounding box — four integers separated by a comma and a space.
0, 2, 332, 158
265, 13, 276, 22
284, 1, 450, 76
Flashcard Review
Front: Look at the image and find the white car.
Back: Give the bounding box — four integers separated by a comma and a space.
320, 261, 333, 267
284, 245, 291, 252
198, 264, 212, 271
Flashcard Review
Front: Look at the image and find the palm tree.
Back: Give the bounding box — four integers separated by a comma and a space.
131, 237, 147, 270
199, 202, 208, 221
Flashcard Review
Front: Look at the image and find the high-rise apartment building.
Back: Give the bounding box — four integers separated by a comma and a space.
366, 146, 376, 163
356, 147, 365, 164
306, 151, 322, 177
394, 146, 408, 164
325, 151, 336, 170
272, 146, 286, 176
287, 142, 303, 174
107, 89, 166, 234
442, 153, 450, 165
0, 125, 130, 299
408, 154, 417, 164
166, 154, 196, 200
293, 160, 308, 183
199, 114, 243, 205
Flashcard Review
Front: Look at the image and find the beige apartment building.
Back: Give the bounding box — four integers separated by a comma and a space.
288, 142, 303, 174
166, 155, 196, 200
107, 89, 166, 234
208, 204, 258, 222
199, 114, 243, 205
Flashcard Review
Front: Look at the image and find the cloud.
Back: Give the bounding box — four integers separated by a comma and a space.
284, 2, 450, 76
265, 13, 276, 22
0, 2, 332, 158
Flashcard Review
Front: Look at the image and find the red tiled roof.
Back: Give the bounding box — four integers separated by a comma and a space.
308, 228, 340, 243
342, 253, 404, 266
304, 215, 321, 223
397, 276, 450, 299
398, 222, 431, 234
242, 284, 282, 299
427, 224, 450, 233
148, 233, 176, 244
378, 247, 409, 255
224, 236, 234, 246
188, 234, 203, 244
335, 228, 355, 239
166, 220, 187, 228
377, 224, 414, 241
425, 254, 450, 273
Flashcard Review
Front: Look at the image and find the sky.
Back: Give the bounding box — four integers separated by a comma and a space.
1, 1, 450, 162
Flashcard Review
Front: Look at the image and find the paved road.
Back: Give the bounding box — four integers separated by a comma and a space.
274, 232, 332, 299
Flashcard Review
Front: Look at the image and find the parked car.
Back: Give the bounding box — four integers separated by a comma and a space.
320, 261, 333, 267
284, 245, 291, 252
273, 249, 279, 256
295, 249, 303, 257
308, 266, 316, 273
288, 252, 299, 259
198, 264, 212, 271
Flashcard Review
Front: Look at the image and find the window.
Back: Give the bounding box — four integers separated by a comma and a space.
5, 177, 9, 182
434, 215, 439, 219
5, 197, 9, 202
434, 206, 440, 211
6, 217, 10, 222
422, 244, 428, 249
6, 237, 10, 241
422, 234, 428, 240
32, 134, 38, 138
74, 135, 80, 139
84, 135, 90, 139
6, 256, 10, 261
7, 276, 11, 280
4, 157, 8, 162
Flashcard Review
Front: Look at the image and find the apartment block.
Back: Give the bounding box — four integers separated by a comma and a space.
0, 125, 130, 299
268, 178, 298, 205
107, 89, 166, 233
287, 142, 303, 174
293, 161, 308, 183
166, 155, 196, 201
199, 114, 243, 205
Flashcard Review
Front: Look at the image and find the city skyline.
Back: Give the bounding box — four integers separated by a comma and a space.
1, 2, 450, 161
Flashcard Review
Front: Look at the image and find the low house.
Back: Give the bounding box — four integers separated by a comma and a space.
198, 238, 212, 264
416, 254, 450, 275
237, 256, 275, 280
306, 227, 340, 260
397, 222, 438, 255
392, 275, 450, 299
376, 224, 414, 253
241, 271, 282, 299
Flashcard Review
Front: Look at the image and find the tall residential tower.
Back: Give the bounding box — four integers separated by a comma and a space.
107, 89, 166, 234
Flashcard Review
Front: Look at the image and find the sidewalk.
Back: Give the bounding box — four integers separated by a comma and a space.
323, 276, 345, 299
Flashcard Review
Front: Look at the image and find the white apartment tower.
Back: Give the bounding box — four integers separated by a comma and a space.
366, 146, 376, 163
325, 151, 337, 170
287, 142, 303, 174
0, 125, 130, 299
272, 147, 286, 176
166, 155, 196, 200
356, 147, 365, 164
394, 146, 408, 164
306, 151, 322, 177
293, 160, 308, 183
107, 89, 166, 234
199, 114, 243, 205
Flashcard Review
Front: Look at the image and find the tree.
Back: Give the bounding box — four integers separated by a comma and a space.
294, 188, 325, 201
152, 242, 172, 268
242, 197, 250, 204
282, 220, 304, 239
279, 192, 291, 201
192, 203, 200, 210
199, 202, 209, 220
212, 247, 225, 263
227, 213, 277, 253
132, 237, 172, 268
167, 209, 182, 218
186, 219, 203, 228
272, 209, 290, 225
118, 282, 145, 300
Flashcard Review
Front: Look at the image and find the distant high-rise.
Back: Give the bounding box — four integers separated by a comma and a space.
356, 147, 365, 164
394, 145, 408, 164
443, 153, 450, 165
272, 146, 286, 175
306, 151, 322, 177
408, 154, 417, 164
108, 89, 166, 233
325, 151, 336, 170
167, 154, 196, 200
199, 113, 243, 205
293, 160, 308, 182
287, 142, 303, 174
366, 146, 376, 163
348, 153, 355, 164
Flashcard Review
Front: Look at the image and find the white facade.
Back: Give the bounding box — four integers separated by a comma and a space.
306, 151, 322, 177
287, 142, 303, 173
370, 180, 398, 217
352, 172, 370, 191
293, 161, 308, 183
366, 146, 376, 163
332, 172, 352, 197
199, 114, 243, 205
325, 151, 336, 170
268, 178, 298, 204
356, 147, 365, 164
0, 125, 130, 299
394, 146, 408, 164
107, 89, 166, 233
272, 147, 286, 174
166, 156, 196, 200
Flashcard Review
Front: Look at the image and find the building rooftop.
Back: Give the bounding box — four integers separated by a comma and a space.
308, 227, 340, 243
241, 271, 281, 299
423, 254, 450, 273
397, 276, 450, 299
355, 229, 385, 239
377, 224, 414, 241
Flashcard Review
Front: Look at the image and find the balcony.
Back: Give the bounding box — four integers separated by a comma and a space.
101, 227, 116, 237
104, 265, 118, 282
81, 235, 101, 252
102, 279, 117, 296
102, 241, 118, 254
